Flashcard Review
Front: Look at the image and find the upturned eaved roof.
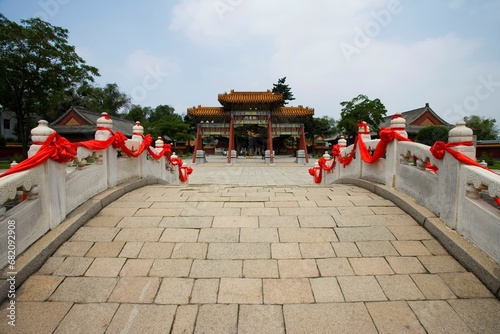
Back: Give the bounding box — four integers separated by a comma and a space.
275, 106, 314, 117
218, 90, 283, 105
381, 103, 452, 134
51, 106, 135, 137
186, 106, 228, 118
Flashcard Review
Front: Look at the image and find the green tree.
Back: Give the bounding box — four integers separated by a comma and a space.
65, 82, 130, 116
304, 116, 337, 139
148, 104, 175, 123
464, 115, 498, 140
146, 105, 193, 142
0, 14, 99, 157
337, 94, 387, 142
125, 105, 151, 123
272, 77, 295, 105
415, 125, 449, 146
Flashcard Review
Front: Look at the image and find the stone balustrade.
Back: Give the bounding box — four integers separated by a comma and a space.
0, 115, 180, 269
323, 118, 500, 264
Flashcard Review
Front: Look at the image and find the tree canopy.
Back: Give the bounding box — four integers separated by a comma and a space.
272, 77, 295, 105
464, 115, 498, 140
304, 116, 337, 140
337, 94, 387, 142
68, 82, 130, 116
128, 104, 193, 143
0, 14, 99, 156
415, 125, 449, 146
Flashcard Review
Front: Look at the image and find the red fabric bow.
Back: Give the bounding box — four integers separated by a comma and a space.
0, 132, 77, 178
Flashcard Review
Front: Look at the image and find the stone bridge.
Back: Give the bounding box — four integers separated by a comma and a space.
0, 117, 499, 333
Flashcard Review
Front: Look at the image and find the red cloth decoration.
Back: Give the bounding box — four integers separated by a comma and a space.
179, 164, 193, 183
0, 129, 193, 184
317, 156, 335, 172
357, 121, 370, 134
330, 128, 411, 168
0, 132, 77, 178
430, 140, 500, 206
308, 165, 322, 184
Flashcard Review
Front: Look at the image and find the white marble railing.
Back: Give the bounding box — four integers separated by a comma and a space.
323, 119, 500, 264
0, 115, 180, 269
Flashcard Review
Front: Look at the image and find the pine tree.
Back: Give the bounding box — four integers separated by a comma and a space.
272, 77, 295, 105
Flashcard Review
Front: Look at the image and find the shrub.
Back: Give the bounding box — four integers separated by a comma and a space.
479, 152, 496, 166
415, 126, 449, 146
10, 153, 24, 164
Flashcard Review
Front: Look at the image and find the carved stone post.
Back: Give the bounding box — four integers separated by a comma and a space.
96, 113, 117, 187
448, 120, 475, 159
387, 114, 407, 187
390, 113, 408, 138
338, 136, 347, 154
95, 112, 113, 140
439, 120, 475, 229
28, 120, 54, 158
358, 121, 371, 142
28, 121, 67, 228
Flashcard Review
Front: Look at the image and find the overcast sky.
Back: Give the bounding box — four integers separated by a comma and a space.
1, 0, 499, 124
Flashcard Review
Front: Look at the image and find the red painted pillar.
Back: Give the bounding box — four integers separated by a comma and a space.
267, 114, 274, 164
300, 124, 309, 163
227, 116, 234, 164
192, 124, 202, 163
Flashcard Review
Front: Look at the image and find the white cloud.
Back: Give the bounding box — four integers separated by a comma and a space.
168, 0, 500, 122
124, 50, 179, 78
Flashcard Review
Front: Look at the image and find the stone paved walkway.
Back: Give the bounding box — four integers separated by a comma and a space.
2, 157, 500, 333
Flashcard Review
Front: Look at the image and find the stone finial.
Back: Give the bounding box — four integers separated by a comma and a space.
155, 137, 164, 148
28, 120, 55, 158
95, 112, 113, 140
390, 113, 408, 138
155, 137, 164, 154
323, 151, 331, 161
31, 120, 54, 143
448, 120, 473, 143
357, 121, 371, 141
132, 121, 144, 141
338, 136, 347, 148
448, 120, 475, 159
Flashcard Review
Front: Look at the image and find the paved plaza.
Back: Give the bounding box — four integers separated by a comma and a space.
2, 156, 500, 333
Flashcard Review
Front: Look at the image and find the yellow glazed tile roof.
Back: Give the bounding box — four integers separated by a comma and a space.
218, 90, 283, 104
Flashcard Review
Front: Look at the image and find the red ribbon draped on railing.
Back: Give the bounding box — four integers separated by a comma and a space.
308, 156, 335, 184
430, 141, 500, 205
313, 127, 499, 205
328, 128, 411, 171
0, 130, 193, 183
0, 132, 77, 178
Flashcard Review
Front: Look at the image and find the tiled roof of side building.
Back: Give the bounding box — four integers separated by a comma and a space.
51, 106, 136, 137
274, 106, 315, 117
381, 103, 452, 129
218, 90, 283, 104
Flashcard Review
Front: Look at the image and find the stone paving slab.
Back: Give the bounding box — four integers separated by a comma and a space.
3, 159, 499, 333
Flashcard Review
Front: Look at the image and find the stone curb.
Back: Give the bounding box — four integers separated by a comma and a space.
0, 178, 173, 304
336, 178, 500, 299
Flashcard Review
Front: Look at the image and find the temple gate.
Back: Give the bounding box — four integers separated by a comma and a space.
187, 90, 314, 164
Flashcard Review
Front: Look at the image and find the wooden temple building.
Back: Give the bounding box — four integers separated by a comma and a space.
187, 90, 314, 164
